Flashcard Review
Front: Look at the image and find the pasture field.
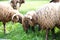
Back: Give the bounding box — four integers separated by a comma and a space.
0, 0, 60, 40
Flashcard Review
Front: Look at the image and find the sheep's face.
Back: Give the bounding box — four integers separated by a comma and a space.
10, 0, 24, 9
22, 16, 34, 33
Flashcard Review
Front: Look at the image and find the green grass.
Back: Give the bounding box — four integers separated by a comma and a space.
0, 1, 60, 40
19, 1, 49, 15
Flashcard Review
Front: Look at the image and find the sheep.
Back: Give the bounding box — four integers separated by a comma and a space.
10, 0, 25, 10
50, 0, 59, 3
22, 2, 60, 40
0, 3, 23, 34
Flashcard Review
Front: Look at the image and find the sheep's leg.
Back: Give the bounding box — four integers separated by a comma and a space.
45, 28, 49, 40
25, 29, 28, 33
38, 27, 40, 31
51, 28, 56, 40
32, 26, 35, 32
38, 25, 40, 31
3, 23, 6, 34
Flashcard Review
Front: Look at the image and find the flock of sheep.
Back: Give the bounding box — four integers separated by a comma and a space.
0, 0, 60, 40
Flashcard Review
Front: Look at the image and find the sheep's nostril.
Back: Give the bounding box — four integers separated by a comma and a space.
13, 5, 16, 8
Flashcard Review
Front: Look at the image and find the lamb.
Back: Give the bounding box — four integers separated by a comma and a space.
0, 3, 23, 34
22, 2, 60, 40
10, 0, 25, 10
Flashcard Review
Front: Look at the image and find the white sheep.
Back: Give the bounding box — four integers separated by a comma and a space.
22, 2, 60, 40
0, 3, 23, 34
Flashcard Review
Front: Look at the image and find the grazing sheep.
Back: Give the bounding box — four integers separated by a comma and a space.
50, 0, 59, 3
0, 3, 23, 34
22, 2, 60, 40
10, 0, 25, 10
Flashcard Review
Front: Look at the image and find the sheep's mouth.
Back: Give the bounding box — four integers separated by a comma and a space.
24, 20, 30, 33
25, 24, 30, 33
13, 7, 17, 9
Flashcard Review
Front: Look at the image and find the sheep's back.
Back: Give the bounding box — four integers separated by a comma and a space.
0, 3, 14, 22
36, 3, 60, 29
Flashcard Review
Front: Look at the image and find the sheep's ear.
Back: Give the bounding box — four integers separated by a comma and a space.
21, 0, 25, 3
10, 0, 13, 3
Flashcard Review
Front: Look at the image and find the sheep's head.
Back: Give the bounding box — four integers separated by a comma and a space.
10, 0, 24, 9
22, 16, 32, 33
22, 11, 37, 33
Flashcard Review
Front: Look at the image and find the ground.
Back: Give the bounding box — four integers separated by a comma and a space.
0, 1, 60, 40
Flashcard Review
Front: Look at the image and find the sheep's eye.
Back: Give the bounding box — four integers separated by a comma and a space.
16, 1, 19, 3
11, 1, 14, 3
